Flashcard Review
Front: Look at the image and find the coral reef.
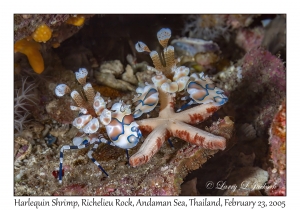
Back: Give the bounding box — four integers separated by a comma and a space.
217, 47, 285, 136
237, 123, 257, 142
261, 15, 286, 56
14, 15, 94, 74
226, 15, 258, 29
266, 100, 286, 196
213, 64, 242, 93
182, 15, 229, 41
14, 136, 32, 163
126, 54, 155, 86
235, 27, 265, 52
122, 65, 139, 85
171, 37, 221, 72
13, 14, 286, 197
205, 116, 234, 142
14, 26, 233, 196
14, 15, 68, 42
222, 167, 269, 196
14, 137, 220, 195
238, 47, 285, 136
180, 177, 199, 196
14, 14, 93, 43
182, 14, 258, 41
202, 44, 286, 195
53, 34, 229, 184
46, 98, 78, 124
14, 111, 232, 195
171, 37, 220, 59
95, 60, 136, 91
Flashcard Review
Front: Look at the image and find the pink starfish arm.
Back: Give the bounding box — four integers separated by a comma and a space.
168, 121, 226, 150
134, 118, 158, 133
173, 104, 220, 124
130, 89, 226, 167
157, 87, 220, 123
129, 124, 169, 167
130, 120, 226, 167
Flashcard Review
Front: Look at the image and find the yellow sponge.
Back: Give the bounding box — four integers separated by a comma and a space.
14, 38, 44, 74
66, 15, 85, 26
32, 23, 52, 43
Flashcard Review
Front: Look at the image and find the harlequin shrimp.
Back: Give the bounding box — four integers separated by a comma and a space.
55, 68, 142, 183
127, 28, 229, 167
133, 28, 228, 117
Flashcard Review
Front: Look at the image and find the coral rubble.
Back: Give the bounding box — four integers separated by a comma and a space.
95, 60, 136, 91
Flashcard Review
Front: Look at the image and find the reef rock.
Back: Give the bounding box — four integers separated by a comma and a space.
218, 47, 286, 137
95, 60, 136, 91
266, 100, 286, 196
223, 167, 268, 196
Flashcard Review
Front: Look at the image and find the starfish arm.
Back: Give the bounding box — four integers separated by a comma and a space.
129, 124, 169, 167
173, 103, 220, 124
158, 88, 176, 117
168, 121, 226, 150
136, 118, 159, 134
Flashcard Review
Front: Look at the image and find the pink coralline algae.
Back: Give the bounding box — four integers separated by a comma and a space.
242, 47, 285, 96
241, 47, 285, 136
224, 47, 286, 137
53, 184, 87, 196
266, 100, 286, 196
235, 27, 265, 52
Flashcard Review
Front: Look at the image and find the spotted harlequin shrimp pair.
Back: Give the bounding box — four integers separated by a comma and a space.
55, 68, 141, 183
55, 28, 228, 183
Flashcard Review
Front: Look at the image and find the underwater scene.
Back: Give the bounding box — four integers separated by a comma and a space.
14, 14, 286, 196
